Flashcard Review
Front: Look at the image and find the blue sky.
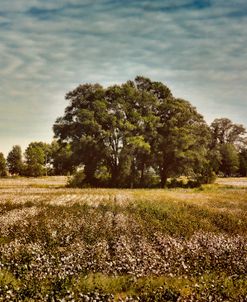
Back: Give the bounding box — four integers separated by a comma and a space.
0, 0, 247, 155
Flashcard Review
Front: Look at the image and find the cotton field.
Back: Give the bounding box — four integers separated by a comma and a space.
0, 177, 246, 301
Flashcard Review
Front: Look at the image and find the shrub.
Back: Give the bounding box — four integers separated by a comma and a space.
67, 170, 87, 187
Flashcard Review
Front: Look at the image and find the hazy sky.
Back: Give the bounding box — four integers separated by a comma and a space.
1, 0, 247, 155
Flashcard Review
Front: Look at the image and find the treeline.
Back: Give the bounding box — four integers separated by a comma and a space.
0, 142, 73, 177
1, 76, 247, 187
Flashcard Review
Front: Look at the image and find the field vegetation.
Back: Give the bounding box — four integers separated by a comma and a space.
0, 177, 246, 301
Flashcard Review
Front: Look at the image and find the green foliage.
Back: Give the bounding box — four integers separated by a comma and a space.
54, 83, 106, 185
0, 152, 7, 177
54, 76, 212, 188
211, 118, 246, 145
23, 142, 48, 177
0, 270, 21, 289
167, 177, 201, 188
7, 145, 23, 175
67, 170, 86, 187
50, 141, 74, 175
220, 144, 239, 177
210, 118, 247, 177
239, 148, 247, 176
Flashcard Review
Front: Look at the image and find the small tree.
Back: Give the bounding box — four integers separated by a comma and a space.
24, 142, 46, 177
0, 153, 7, 177
7, 145, 23, 175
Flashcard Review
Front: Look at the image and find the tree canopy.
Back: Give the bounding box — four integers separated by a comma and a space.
54, 76, 212, 187
210, 118, 247, 177
7, 145, 23, 175
23, 142, 49, 177
211, 118, 246, 147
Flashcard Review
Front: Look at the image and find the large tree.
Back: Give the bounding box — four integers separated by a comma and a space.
54, 80, 159, 187
7, 145, 23, 175
135, 77, 211, 187
54, 77, 211, 187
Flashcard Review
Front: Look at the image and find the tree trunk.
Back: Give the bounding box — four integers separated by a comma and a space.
110, 165, 120, 187
160, 166, 168, 188
139, 162, 145, 188
84, 162, 97, 186
160, 175, 168, 188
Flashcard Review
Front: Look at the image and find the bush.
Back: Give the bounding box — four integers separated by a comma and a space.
67, 170, 86, 187
167, 177, 200, 188
196, 169, 217, 185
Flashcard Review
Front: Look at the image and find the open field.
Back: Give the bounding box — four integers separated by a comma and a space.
216, 177, 247, 187
0, 177, 246, 301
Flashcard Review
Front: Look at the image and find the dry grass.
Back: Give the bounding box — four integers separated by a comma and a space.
216, 177, 247, 187
0, 177, 246, 301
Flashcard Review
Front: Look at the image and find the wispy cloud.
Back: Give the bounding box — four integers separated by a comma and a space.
0, 0, 247, 155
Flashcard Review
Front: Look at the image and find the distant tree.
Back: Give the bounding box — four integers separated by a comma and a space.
206, 140, 222, 175
211, 118, 246, 147
220, 143, 239, 177
7, 145, 23, 175
50, 141, 74, 175
210, 118, 246, 176
239, 148, 247, 176
0, 153, 7, 177
24, 142, 47, 177
39, 142, 53, 175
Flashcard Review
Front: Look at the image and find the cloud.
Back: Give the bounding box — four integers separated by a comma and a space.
0, 0, 247, 155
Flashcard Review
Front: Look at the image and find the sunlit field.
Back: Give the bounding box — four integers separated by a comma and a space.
216, 177, 247, 187
0, 177, 246, 301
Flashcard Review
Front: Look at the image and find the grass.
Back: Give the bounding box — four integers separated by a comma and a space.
0, 177, 246, 301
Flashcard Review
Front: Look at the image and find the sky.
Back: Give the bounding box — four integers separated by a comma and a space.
0, 0, 247, 155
